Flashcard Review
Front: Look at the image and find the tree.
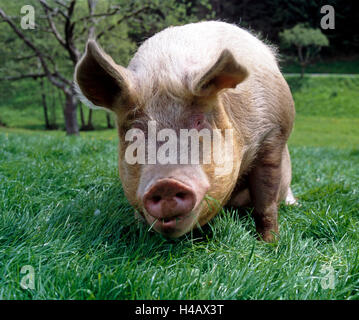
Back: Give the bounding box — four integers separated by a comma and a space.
0, 0, 211, 135
0, 1, 151, 134
209, 0, 359, 57
279, 23, 329, 77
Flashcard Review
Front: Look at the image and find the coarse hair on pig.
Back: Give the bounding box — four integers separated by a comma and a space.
128, 21, 279, 102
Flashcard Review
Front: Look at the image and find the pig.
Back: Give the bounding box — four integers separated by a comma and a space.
74, 21, 296, 242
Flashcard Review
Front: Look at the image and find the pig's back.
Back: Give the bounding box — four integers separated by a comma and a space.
128, 21, 281, 88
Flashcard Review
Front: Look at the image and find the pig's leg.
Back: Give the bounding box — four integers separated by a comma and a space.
278, 144, 297, 205
248, 143, 285, 242
228, 188, 251, 207
227, 177, 252, 207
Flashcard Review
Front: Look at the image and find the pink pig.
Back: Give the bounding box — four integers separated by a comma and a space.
75, 21, 296, 242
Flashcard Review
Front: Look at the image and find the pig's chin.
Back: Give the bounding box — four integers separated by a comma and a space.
141, 210, 199, 238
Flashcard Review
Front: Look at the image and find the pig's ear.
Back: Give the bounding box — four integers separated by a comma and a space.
75, 40, 133, 110
192, 49, 248, 97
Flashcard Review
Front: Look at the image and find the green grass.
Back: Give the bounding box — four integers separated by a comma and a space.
0, 75, 359, 299
0, 79, 114, 130
0, 132, 358, 299
289, 116, 359, 148
286, 76, 359, 118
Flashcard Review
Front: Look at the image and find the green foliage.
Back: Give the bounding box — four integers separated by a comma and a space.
280, 23, 329, 49
0, 0, 213, 73
0, 0, 213, 131
279, 23, 329, 76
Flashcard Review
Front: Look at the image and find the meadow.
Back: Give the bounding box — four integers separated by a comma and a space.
0, 76, 358, 299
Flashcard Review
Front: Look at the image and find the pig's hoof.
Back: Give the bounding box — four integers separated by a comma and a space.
285, 188, 298, 206
257, 229, 279, 243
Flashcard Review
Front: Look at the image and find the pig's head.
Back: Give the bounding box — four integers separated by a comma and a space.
75, 40, 248, 238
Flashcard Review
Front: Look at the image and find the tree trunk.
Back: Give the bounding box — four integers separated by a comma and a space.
79, 104, 86, 128
64, 91, 79, 135
106, 112, 114, 129
49, 85, 58, 129
40, 78, 50, 129
86, 109, 95, 131
79, 107, 95, 131
297, 46, 305, 78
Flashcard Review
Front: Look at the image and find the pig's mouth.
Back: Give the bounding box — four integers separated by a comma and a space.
135, 208, 198, 237
148, 210, 196, 235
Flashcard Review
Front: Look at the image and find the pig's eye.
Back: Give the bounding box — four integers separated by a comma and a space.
130, 122, 144, 131
191, 114, 208, 130
130, 123, 140, 130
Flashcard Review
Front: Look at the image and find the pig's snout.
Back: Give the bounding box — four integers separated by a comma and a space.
137, 165, 210, 237
143, 179, 196, 220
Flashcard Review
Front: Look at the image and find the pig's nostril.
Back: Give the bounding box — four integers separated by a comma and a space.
152, 195, 162, 203
175, 192, 186, 199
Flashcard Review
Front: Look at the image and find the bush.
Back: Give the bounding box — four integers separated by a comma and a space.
279, 24, 329, 77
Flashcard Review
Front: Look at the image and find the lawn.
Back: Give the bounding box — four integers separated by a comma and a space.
0, 76, 358, 299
